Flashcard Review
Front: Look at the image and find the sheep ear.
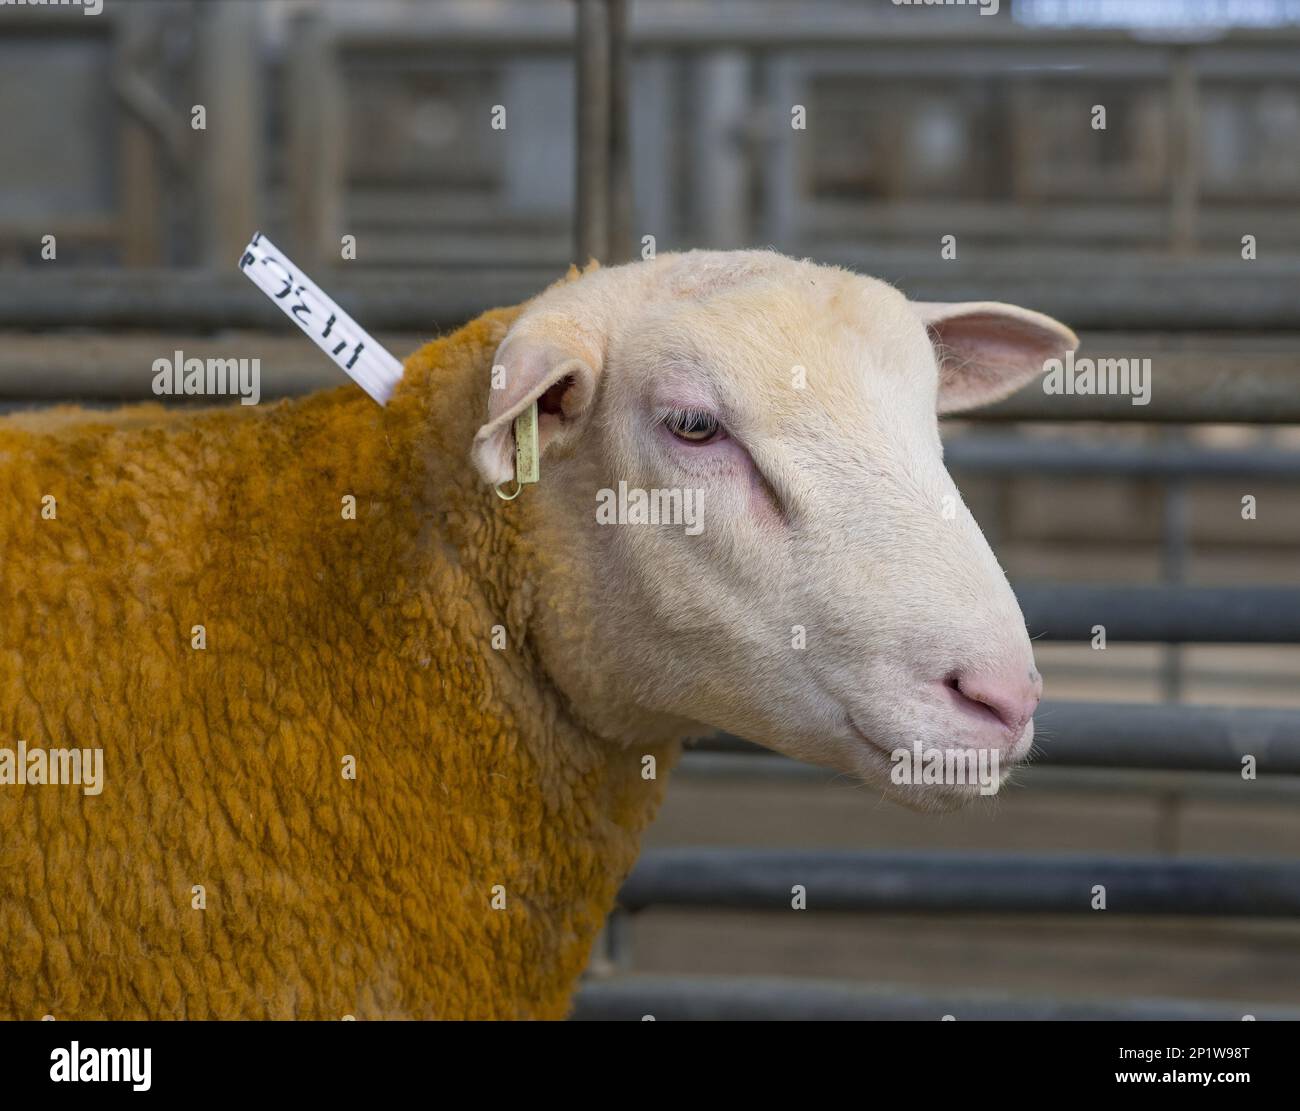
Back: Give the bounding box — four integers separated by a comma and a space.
913, 301, 1079, 414
471, 315, 602, 486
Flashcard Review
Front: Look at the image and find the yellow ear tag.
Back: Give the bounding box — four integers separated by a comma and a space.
494, 401, 540, 501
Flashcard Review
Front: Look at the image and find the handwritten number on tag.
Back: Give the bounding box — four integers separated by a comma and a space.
239, 232, 403, 405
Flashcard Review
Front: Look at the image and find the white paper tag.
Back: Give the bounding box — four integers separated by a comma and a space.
238, 232, 403, 405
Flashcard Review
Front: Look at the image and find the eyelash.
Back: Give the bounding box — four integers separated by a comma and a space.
660, 407, 725, 445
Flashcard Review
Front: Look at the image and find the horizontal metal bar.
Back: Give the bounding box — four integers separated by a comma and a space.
695, 700, 1300, 775
1035, 700, 1300, 773
843, 256, 1300, 334
981, 385, 1300, 423
618, 850, 1300, 917
0, 270, 554, 332
572, 975, 1300, 1021
6, 331, 1300, 426
329, 5, 1300, 50
0, 331, 431, 403
946, 436, 1300, 478
678, 752, 1300, 804
1017, 585, 1300, 643
5, 269, 1300, 339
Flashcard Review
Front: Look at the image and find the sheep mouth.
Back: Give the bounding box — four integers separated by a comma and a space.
846, 713, 1016, 794
846, 715, 894, 761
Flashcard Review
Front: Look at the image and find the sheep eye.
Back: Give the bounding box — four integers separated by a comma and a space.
664, 409, 721, 444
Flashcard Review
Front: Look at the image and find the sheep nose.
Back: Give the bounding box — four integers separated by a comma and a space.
944, 668, 1041, 739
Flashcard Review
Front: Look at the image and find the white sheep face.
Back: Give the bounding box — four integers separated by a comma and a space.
473, 251, 1078, 810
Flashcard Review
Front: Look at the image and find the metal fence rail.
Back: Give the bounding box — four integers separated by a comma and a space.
618, 850, 1300, 917
6, 329, 1300, 428
1033, 701, 1300, 772
330, 5, 1300, 50
946, 436, 1300, 478
6, 267, 1300, 335
0, 270, 555, 333
696, 700, 1300, 775
1017, 585, 1300, 643
572, 976, 1300, 1022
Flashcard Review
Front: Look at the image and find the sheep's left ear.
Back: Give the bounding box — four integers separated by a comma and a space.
471, 313, 603, 486
913, 301, 1079, 415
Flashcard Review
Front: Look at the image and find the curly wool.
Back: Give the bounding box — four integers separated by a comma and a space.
0, 303, 676, 1019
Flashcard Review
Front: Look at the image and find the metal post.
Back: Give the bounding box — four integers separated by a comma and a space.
575, 0, 630, 264
575, 0, 611, 264
693, 50, 750, 248
287, 12, 344, 271
586, 908, 631, 978
195, 0, 261, 268
113, 6, 167, 267
760, 55, 798, 248
1169, 46, 1200, 255
1160, 465, 1189, 702
607, 0, 633, 263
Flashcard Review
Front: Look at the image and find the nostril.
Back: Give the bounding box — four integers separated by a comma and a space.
953, 675, 1013, 729
946, 671, 1039, 735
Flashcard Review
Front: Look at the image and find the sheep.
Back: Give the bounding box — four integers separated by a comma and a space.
0, 250, 1076, 1019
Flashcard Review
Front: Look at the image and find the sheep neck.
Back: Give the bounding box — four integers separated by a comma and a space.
370, 305, 679, 1017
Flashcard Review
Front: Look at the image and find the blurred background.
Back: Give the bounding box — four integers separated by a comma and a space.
3, 0, 1299, 1018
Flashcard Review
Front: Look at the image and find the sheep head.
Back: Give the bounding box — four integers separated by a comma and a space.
472, 250, 1077, 811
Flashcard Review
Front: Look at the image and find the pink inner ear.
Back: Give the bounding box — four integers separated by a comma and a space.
539, 376, 572, 416
929, 313, 1061, 379
471, 357, 599, 486
922, 305, 1077, 415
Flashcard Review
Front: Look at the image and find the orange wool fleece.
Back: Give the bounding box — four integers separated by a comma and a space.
0, 303, 677, 1019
